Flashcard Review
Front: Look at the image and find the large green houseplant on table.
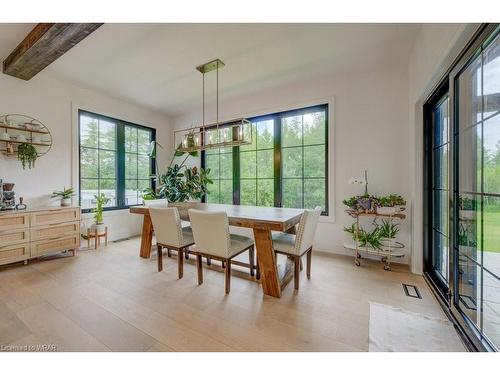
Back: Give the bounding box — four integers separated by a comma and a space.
142, 141, 213, 204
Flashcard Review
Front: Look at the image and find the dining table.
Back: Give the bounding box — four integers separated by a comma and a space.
129, 202, 304, 298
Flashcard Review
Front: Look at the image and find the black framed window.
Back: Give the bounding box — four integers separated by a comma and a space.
78, 110, 155, 213
201, 104, 329, 214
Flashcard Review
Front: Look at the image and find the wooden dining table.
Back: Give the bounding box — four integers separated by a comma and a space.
129, 202, 304, 298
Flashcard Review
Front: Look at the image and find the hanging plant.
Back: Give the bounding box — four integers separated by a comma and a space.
17, 143, 38, 169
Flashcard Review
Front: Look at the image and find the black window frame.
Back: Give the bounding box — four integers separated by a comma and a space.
78, 109, 156, 214
201, 104, 329, 215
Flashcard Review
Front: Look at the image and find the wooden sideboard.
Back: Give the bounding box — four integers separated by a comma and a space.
0, 206, 80, 267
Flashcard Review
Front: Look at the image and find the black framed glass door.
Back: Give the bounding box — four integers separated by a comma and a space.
424, 24, 500, 352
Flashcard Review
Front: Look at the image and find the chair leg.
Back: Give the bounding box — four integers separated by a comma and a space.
256, 255, 260, 280
157, 245, 163, 272
178, 249, 184, 279
167, 248, 171, 258
225, 259, 231, 294
206, 256, 211, 266
196, 254, 203, 285
222, 260, 225, 268
294, 256, 300, 290
306, 249, 312, 279
300, 258, 303, 271
249, 246, 255, 277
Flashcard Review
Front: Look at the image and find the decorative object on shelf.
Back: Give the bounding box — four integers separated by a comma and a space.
174, 59, 252, 153
142, 144, 212, 203
17, 142, 38, 169
0, 114, 52, 167
0, 180, 17, 211
91, 193, 110, 235
15, 197, 27, 210
51, 187, 75, 206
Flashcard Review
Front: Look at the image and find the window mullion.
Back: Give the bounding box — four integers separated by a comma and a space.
274, 116, 282, 207
116, 122, 126, 209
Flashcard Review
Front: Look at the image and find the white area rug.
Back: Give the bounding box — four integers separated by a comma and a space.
369, 302, 465, 352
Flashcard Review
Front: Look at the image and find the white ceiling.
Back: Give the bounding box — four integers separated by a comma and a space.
1, 23, 421, 116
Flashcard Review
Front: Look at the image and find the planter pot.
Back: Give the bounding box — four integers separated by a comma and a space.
358, 197, 372, 212
376, 206, 397, 215
143, 198, 169, 207
91, 223, 107, 235
459, 210, 475, 220
61, 198, 71, 207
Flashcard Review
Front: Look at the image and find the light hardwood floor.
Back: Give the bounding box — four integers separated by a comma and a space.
0, 237, 447, 352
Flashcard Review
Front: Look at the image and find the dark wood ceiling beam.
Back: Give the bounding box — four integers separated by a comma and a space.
2, 23, 103, 81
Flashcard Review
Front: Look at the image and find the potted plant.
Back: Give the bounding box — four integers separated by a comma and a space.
91, 193, 110, 234
343, 224, 383, 250
51, 187, 75, 206
342, 196, 359, 210
378, 219, 400, 247
376, 194, 406, 215
17, 142, 38, 169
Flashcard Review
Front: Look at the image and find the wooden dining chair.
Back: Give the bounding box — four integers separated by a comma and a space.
271, 207, 321, 290
188, 209, 255, 294
149, 207, 195, 278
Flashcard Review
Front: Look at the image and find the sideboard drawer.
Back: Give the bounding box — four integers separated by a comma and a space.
0, 228, 30, 247
0, 213, 30, 231
30, 208, 80, 227
0, 243, 30, 265
30, 235, 80, 257
30, 221, 79, 242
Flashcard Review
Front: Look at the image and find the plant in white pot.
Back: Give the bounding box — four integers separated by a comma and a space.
378, 219, 400, 247
51, 187, 75, 206
376, 194, 406, 215
91, 193, 110, 234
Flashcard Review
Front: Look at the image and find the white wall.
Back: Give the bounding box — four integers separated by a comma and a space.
408, 24, 479, 274
172, 62, 413, 263
0, 72, 173, 241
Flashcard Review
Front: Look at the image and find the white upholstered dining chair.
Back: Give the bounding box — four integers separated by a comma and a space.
149, 207, 194, 278
271, 207, 321, 290
188, 209, 255, 294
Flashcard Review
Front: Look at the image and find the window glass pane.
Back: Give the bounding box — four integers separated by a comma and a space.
138, 180, 150, 200
457, 253, 481, 326
219, 152, 233, 179
81, 148, 98, 178
125, 153, 138, 179
458, 58, 482, 129
257, 150, 273, 179
257, 120, 274, 149
459, 125, 482, 193
483, 115, 500, 194
458, 193, 481, 263
137, 129, 151, 154
282, 147, 302, 178
205, 154, 220, 179
80, 179, 98, 209
483, 196, 500, 276
99, 119, 116, 150
240, 151, 256, 179
125, 126, 138, 153
220, 180, 233, 204
483, 32, 500, 114
257, 179, 273, 207
282, 115, 302, 147
241, 179, 257, 206
80, 115, 98, 148
303, 112, 326, 145
304, 145, 325, 178
283, 179, 303, 208
433, 231, 449, 281
433, 144, 449, 189
483, 270, 500, 349
99, 179, 116, 207
99, 150, 116, 179
207, 182, 219, 203
138, 155, 150, 179
432, 189, 449, 236
125, 179, 138, 206
304, 179, 325, 210
434, 99, 450, 147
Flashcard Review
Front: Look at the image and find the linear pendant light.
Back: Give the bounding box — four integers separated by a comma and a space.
174, 59, 252, 153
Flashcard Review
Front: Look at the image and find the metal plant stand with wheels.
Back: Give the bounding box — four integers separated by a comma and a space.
344, 209, 406, 271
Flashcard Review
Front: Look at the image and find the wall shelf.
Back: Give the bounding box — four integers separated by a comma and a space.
0, 114, 52, 158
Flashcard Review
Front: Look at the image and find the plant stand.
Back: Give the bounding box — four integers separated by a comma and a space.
87, 226, 108, 250
344, 210, 406, 271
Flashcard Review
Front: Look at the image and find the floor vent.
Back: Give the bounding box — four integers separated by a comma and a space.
403, 283, 422, 299
113, 237, 130, 243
